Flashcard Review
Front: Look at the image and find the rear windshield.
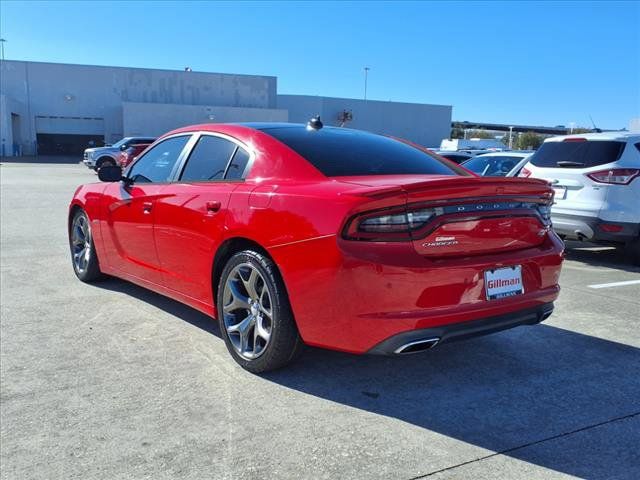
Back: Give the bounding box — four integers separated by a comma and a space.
463, 155, 524, 176
439, 153, 471, 164
263, 126, 463, 177
529, 140, 625, 168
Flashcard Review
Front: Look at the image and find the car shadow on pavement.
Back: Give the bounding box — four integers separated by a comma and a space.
563, 240, 640, 273
92, 277, 640, 478
94, 277, 221, 338
263, 326, 640, 479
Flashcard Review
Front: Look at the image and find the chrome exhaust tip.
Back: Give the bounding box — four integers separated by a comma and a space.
394, 337, 440, 355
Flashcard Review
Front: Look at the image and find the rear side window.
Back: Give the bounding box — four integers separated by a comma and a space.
225, 147, 251, 180
264, 126, 462, 177
180, 135, 237, 181
530, 140, 625, 168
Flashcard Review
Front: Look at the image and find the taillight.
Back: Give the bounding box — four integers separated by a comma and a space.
587, 169, 640, 185
344, 207, 438, 241
599, 223, 624, 233
343, 199, 552, 241
536, 204, 552, 226
519, 167, 532, 178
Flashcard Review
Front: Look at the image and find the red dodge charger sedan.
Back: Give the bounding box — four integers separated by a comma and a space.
68, 120, 564, 372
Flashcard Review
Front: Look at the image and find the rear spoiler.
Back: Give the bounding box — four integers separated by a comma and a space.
339, 176, 552, 199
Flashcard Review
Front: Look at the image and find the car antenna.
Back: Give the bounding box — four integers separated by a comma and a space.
307, 115, 323, 131
589, 114, 601, 133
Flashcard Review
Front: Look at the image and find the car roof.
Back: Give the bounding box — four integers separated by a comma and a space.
544, 132, 640, 143
163, 122, 350, 138
474, 151, 533, 158
434, 150, 472, 155
232, 122, 305, 130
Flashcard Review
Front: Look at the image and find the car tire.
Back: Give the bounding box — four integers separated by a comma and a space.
624, 237, 640, 266
69, 209, 104, 282
217, 250, 303, 373
96, 157, 115, 170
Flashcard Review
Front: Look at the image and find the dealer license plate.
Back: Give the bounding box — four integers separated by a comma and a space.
484, 266, 524, 300
553, 186, 567, 200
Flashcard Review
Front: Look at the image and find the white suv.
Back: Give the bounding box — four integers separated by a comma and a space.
521, 132, 640, 262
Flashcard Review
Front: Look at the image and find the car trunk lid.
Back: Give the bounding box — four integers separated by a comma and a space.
338, 175, 553, 257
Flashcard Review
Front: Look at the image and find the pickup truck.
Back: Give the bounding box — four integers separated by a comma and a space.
83, 137, 156, 170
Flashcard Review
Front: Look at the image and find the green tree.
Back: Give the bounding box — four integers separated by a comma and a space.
467, 129, 495, 139
516, 132, 544, 150
570, 127, 592, 134
501, 133, 515, 146
450, 127, 465, 139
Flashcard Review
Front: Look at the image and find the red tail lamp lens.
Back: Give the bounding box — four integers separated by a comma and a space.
587, 169, 640, 185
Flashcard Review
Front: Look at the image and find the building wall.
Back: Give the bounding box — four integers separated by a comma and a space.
0, 60, 278, 154
0, 94, 29, 156
278, 94, 452, 147
0, 60, 454, 156
123, 102, 288, 137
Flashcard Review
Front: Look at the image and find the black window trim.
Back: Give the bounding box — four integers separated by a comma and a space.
174, 131, 255, 184
123, 133, 197, 185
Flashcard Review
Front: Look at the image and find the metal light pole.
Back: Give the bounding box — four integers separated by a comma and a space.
0, 38, 6, 61
508, 126, 514, 149
363, 67, 370, 101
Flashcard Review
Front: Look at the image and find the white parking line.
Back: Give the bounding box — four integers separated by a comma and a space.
588, 280, 640, 289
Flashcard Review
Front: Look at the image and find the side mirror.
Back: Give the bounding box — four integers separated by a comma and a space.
98, 165, 123, 182
120, 144, 128, 151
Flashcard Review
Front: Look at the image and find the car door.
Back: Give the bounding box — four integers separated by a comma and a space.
153, 132, 252, 305
101, 134, 194, 284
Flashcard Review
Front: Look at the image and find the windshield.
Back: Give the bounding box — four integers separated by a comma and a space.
111, 137, 133, 148
462, 155, 525, 176
263, 126, 465, 177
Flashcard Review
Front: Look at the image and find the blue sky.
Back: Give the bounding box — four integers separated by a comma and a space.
1, 1, 638, 128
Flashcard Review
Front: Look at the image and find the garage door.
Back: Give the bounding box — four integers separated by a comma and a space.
35, 116, 105, 155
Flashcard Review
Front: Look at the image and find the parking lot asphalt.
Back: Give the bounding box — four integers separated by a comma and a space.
1, 162, 639, 480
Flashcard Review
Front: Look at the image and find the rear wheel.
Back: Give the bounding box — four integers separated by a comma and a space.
69, 209, 103, 282
217, 250, 303, 373
624, 237, 640, 266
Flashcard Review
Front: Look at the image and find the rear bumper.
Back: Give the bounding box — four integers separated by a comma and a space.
270, 232, 564, 354
552, 213, 640, 243
368, 303, 554, 355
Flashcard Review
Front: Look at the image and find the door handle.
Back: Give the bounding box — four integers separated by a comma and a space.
206, 201, 222, 214
142, 201, 153, 213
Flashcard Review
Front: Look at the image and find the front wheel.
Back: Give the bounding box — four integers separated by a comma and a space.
217, 250, 303, 373
96, 157, 115, 170
69, 209, 104, 282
